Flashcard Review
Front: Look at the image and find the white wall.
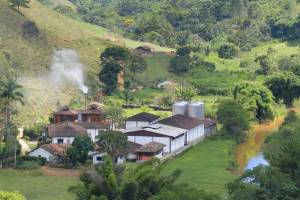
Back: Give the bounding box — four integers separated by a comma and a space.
92, 153, 106, 164
93, 153, 125, 165
29, 148, 54, 161
186, 124, 204, 142
128, 136, 171, 153
170, 134, 186, 152
52, 137, 74, 144
126, 121, 151, 129
127, 135, 187, 153
87, 129, 102, 142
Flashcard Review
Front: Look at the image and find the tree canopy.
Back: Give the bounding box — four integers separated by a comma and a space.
265, 71, 300, 107
8, 0, 30, 11
217, 100, 250, 143
70, 157, 220, 200
96, 130, 128, 162
67, 136, 93, 166
233, 83, 275, 122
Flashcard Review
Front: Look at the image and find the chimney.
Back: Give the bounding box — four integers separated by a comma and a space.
78, 111, 82, 122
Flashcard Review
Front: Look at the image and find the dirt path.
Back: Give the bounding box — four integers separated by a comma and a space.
41, 166, 80, 177
17, 128, 30, 155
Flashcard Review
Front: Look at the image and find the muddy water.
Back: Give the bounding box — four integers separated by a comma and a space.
235, 117, 284, 173
235, 105, 300, 173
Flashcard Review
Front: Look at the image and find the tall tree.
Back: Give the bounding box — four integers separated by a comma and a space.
67, 136, 93, 166
233, 83, 275, 122
0, 78, 24, 131
217, 100, 250, 143
0, 78, 24, 167
8, 0, 30, 12
127, 56, 147, 81
104, 104, 124, 129
265, 71, 300, 107
96, 130, 128, 163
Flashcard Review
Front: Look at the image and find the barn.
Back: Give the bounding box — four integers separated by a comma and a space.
124, 123, 187, 153
159, 114, 205, 143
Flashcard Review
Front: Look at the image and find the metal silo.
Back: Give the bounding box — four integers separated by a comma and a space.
187, 101, 205, 119
172, 101, 188, 115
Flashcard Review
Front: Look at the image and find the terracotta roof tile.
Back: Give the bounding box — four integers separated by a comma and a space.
40, 144, 68, 157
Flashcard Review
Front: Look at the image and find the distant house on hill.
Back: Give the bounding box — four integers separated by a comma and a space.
135, 46, 153, 55
125, 112, 160, 129
29, 144, 67, 164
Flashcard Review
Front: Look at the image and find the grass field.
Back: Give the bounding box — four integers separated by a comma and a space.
162, 138, 236, 195
0, 170, 78, 200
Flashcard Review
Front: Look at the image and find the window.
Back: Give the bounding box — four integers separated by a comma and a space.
96, 156, 102, 161
57, 139, 64, 144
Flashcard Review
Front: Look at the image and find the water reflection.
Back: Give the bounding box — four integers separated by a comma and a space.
235, 105, 300, 174
235, 117, 284, 173
245, 152, 268, 170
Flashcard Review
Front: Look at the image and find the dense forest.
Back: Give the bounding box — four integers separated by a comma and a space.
47, 0, 300, 50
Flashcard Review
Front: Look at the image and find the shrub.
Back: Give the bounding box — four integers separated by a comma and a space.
16, 161, 40, 170
217, 43, 239, 59
22, 21, 39, 39
0, 191, 26, 200
23, 123, 45, 140
18, 155, 46, 166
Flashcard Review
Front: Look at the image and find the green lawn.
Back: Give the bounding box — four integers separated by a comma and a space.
162, 138, 236, 195
0, 170, 78, 200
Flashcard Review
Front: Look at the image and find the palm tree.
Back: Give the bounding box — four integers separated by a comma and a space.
0, 78, 24, 127
0, 78, 24, 167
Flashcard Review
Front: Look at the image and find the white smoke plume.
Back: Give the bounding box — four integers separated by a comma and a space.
49, 49, 88, 94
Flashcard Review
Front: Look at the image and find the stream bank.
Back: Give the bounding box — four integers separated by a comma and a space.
235, 105, 300, 173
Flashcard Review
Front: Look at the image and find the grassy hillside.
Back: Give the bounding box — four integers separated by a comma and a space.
0, 0, 174, 125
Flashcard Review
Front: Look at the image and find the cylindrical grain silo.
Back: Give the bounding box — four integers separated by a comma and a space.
187, 101, 205, 119
172, 101, 188, 115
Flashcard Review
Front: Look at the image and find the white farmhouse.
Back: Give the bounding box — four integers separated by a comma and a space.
29, 144, 66, 164
125, 112, 160, 129
48, 121, 87, 144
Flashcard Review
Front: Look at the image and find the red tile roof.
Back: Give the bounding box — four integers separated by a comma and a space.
40, 144, 68, 157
